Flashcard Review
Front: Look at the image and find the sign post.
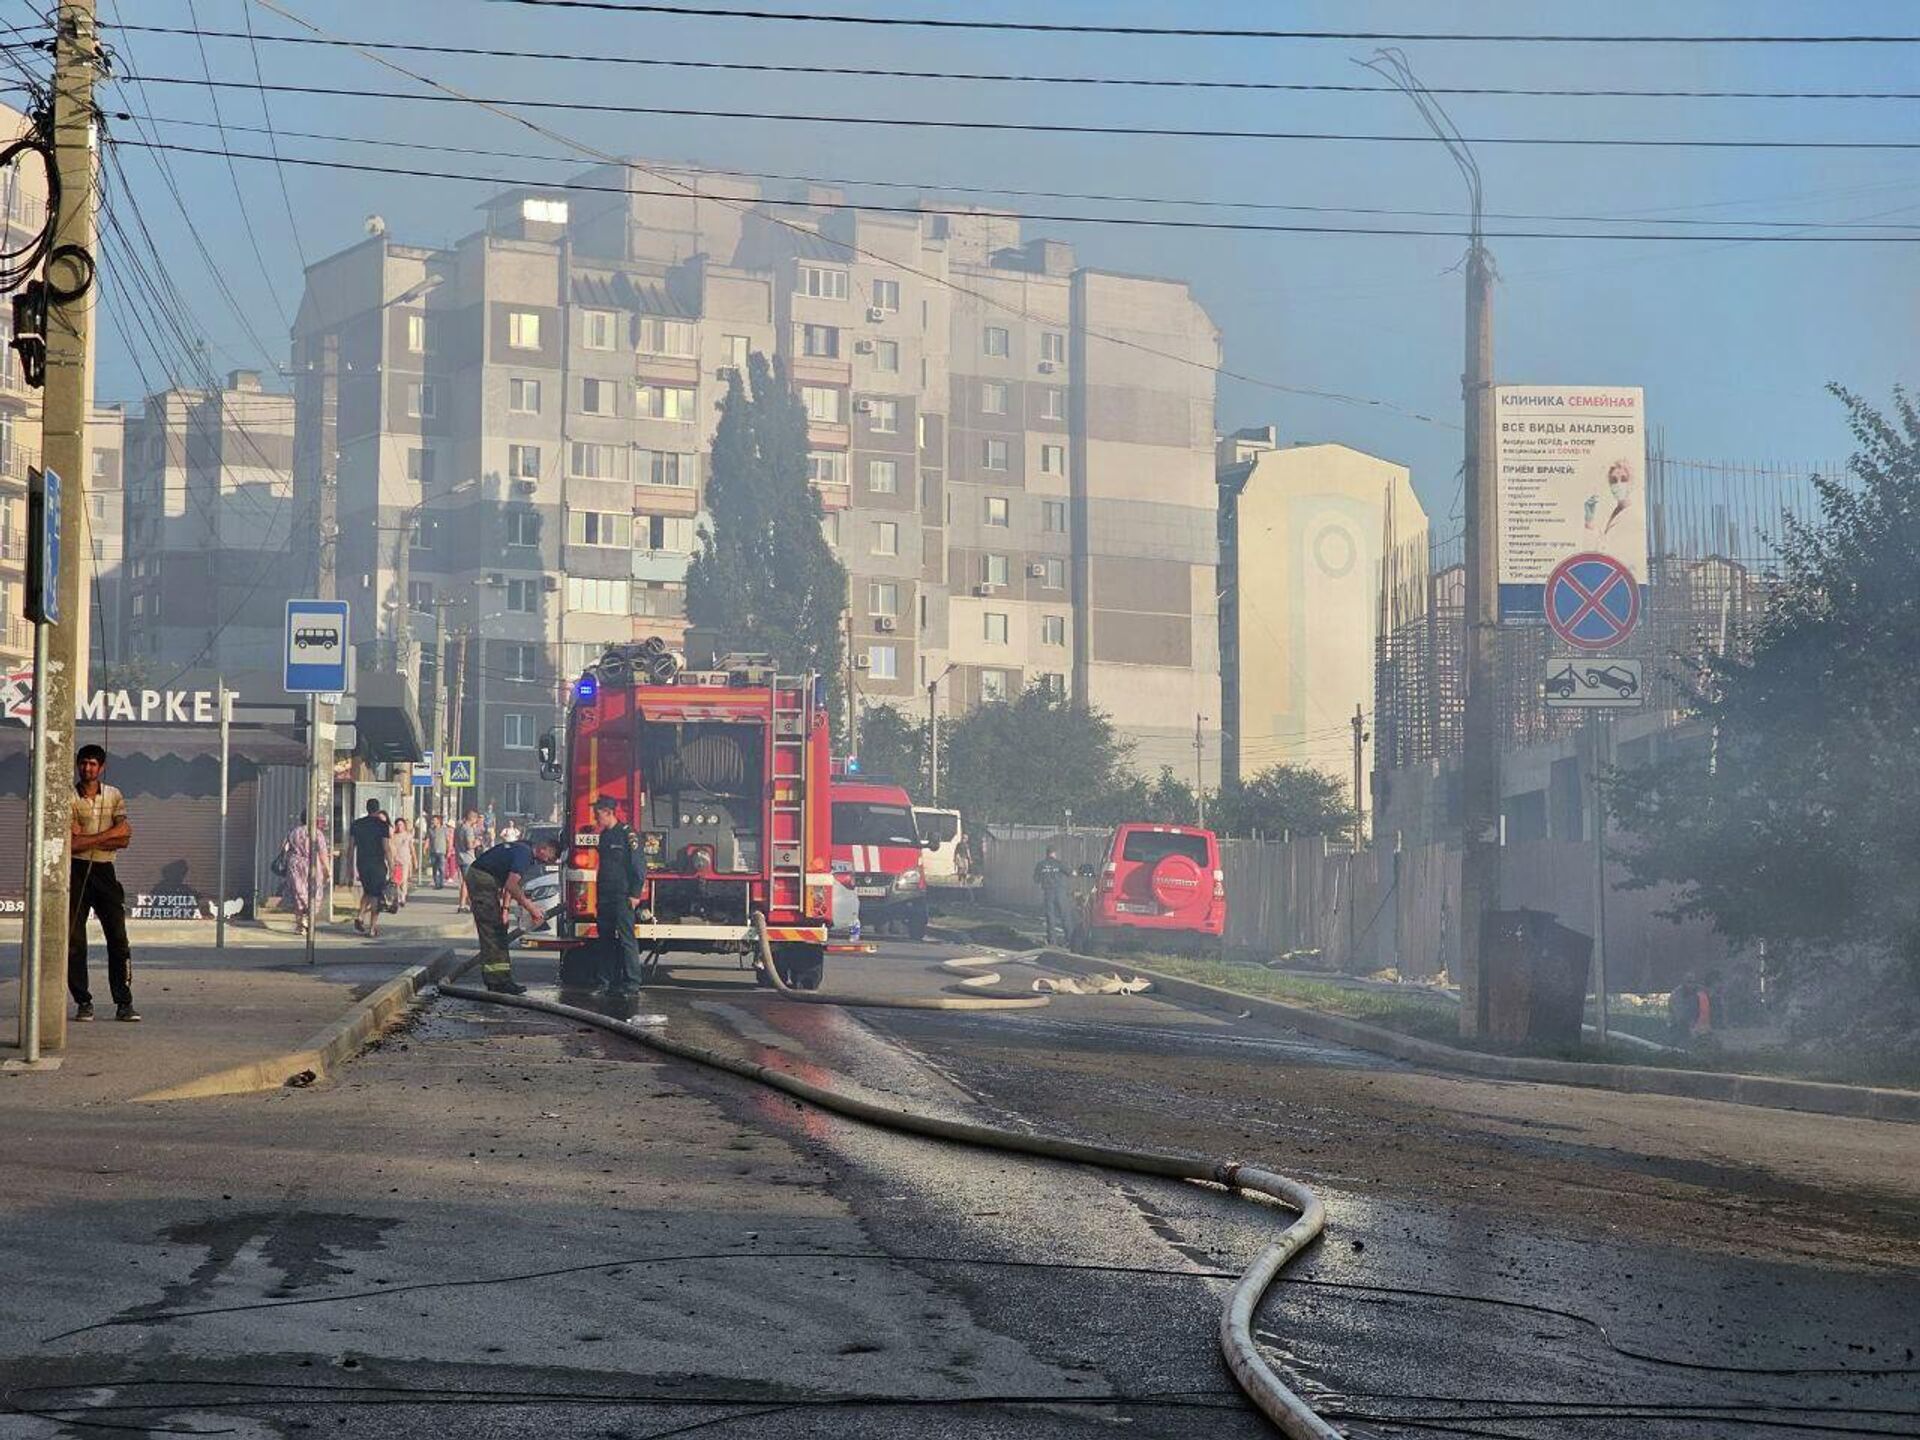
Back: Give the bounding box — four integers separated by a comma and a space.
285, 600, 350, 966
216, 680, 230, 950
14, 467, 59, 1066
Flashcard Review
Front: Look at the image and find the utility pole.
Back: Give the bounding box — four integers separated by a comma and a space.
1458, 236, 1500, 1039
301, 332, 339, 966
843, 605, 858, 763
1193, 712, 1206, 829
1351, 702, 1369, 849
26, 0, 101, 1053
1587, 712, 1611, 1046
430, 595, 451, 822
216, 679, 230, 949
926, 677, 938, 801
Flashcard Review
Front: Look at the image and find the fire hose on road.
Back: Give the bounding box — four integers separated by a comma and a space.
439, 921, 1341, 1438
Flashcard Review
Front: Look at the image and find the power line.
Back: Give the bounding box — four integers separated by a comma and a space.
107, 136, 1920, 244
119, 110, 1920, 234
116, 74, 1920, 152
238, 0, 309, 272
474, 1, 1920, 44
99, 23, 1920, 101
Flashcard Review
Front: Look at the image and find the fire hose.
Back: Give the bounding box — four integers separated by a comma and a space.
439, 926, 1341, 1438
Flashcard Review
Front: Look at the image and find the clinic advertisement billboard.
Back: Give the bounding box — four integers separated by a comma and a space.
1495, 385, 1647, 619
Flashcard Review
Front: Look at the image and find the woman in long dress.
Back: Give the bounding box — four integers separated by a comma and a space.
388, 817, 413, 907
284, 816, 331, 934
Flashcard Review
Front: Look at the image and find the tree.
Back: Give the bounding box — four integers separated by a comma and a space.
686, 352, 846, 716
942, 686, 1131, 826
856, 704, 926, 797
1210, 764, 1354, 840
1605, 386, 1920, 999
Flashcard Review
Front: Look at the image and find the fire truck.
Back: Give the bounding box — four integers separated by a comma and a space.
540, 641, 834, 989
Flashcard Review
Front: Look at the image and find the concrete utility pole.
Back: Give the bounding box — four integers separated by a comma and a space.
27, 0, 101, 1052
1458, 238, 1500, 1038
1351, 702, 1369, 849
1193, 712, 1206, 829
843, 606, 858, 762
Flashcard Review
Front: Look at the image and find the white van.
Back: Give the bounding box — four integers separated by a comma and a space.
912, 807, 969, 889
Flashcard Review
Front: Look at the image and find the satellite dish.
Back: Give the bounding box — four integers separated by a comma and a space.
365, 214, 387, 236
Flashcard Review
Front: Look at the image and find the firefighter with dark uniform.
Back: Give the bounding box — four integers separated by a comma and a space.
591, 796, 645, 995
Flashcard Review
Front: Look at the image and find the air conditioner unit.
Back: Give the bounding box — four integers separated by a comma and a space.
972, 583, 1001, 597
485, 572, 507, 587
853, 398, 873, 414
874, 615, 898, 632
866, 306, 886, 322
854, 654, 872, 670
853, 339, 875, 355
541, 574, 560, 592
1037, 360, 1057, 374
511, 478, 538, 496
1027, 562, 1048, 578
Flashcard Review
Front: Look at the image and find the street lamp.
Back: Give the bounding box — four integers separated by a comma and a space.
926, 661, 957, 803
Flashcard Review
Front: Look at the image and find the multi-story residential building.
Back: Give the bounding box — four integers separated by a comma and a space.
1216, 427, 1427, 795
121, 371, 298, 676
85, 404, 125, 675
291, 169, 1222, 819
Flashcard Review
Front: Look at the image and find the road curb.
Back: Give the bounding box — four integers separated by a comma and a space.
133, 946, 461, 1102
1042, 950, 1920, 1125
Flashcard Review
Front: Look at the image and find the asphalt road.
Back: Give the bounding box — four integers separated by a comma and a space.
6, 936, 1918, 1439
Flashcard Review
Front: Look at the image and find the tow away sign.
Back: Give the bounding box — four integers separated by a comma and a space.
1544, 657, 1644, 709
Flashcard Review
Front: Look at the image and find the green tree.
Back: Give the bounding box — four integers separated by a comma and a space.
856, 704, 927, 797
942, 686, 1130, 826
1606, 386, 1920, 998
1210, 764, 1355, 839
686, 352, 846, 716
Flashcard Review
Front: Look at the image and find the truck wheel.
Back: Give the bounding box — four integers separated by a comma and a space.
776, 943, 826, 991
906, 905, 929, 942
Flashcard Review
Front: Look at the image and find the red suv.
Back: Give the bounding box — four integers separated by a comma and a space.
1076, 823, 1226, 956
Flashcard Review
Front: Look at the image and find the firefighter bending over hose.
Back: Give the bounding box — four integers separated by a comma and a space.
466, 833, 562, 994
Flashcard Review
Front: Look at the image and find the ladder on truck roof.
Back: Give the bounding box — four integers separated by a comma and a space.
768, 675, 812, 919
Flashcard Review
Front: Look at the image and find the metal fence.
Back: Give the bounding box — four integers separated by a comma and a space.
980, 823, 1726, 992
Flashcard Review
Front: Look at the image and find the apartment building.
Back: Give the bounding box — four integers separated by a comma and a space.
291, 166, 1222, 817
120, 371, 297, 677
84, 404, 125, 674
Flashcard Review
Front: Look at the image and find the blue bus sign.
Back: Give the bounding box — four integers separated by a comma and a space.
284, 598, 351, 694
24, 466, 58, 625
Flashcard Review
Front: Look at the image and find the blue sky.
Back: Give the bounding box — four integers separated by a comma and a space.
35, 0, 1920, 527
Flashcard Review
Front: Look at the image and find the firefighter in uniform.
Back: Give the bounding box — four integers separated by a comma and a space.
591, 796, 645, 995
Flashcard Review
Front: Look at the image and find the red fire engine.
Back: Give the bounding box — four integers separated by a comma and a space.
543, 641, 834, 989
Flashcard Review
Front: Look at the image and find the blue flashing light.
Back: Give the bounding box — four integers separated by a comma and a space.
575, 672, 599, 705
845, 755, 861, 774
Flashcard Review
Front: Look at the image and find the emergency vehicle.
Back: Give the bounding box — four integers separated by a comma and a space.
539, 641, 835, 989
830, 772, 932, 939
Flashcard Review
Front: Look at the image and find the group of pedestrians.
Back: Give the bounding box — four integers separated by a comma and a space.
275, 804, 522, 936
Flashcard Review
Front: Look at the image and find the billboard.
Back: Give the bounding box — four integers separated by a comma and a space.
1495, 385, 1646, 619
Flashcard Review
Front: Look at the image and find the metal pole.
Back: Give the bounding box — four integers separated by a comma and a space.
18, 617, 49, 1062
304, 693, 318, 967
926, 680, 938, 802
1590, 712, 1610, 1046
216, 678, 229, 949
1194, 713, 1206, 829
1351, 702, 1367, 849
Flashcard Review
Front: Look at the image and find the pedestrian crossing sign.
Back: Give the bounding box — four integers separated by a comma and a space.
444, 755, 476, 787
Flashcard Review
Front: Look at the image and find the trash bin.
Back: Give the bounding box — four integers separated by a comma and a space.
1483, 907, 1593, 1047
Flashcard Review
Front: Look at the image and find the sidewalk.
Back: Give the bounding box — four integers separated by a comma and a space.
1, 925, 460, 1105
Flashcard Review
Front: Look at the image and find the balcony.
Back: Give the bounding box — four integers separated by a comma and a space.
791, 354, 852, 389
632, 548, 694, 583
810, 479, 851, 513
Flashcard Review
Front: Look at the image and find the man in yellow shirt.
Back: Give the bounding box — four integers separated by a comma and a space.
70, 743, 137, 1022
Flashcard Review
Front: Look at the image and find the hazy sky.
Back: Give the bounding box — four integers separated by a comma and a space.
35, 0, 1920, 528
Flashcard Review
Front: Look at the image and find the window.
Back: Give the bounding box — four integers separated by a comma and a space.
639, 450, 698, 488
504, 713, 536, 750
983, 326, 1010, 357
1042, 387, 1065, 420
984, 495, 1010, 527
405, 382, 436, 418
582, 309, 618, 350
871, 520, 898, 556
580, 377, 616, 416
983, 611, 1009, 644
506, 578, 541, 613
1042, 614, 1066, 646
808, 453, 847, 487
979, 381, 1008, 416
1042, 331, 1066, 364
1042, 499, 1067, 533
405, 313, 426, 353
637, 514, 696, 553
566, 576, 631, 613
508, 311, 541, 350
981, 438, 1008, 472
569, 442, 621, 480
980, 668, 1012, 704
1040, 443, 1066, 475
799, 323, 840, 358
867, 644, 898, 681
567, 510, 632, 548
801, 386, 843, 424
405, 447, 435, 483
408, 580, 433, 612
500, 780, 540, 817
503, 642, 541, 682
91, 449, 108, 480
982, 553, 1008, 586
522, 197, 569, 225
724, 334, 750, 369
1037, 672, 1066, 698
507, 444, 541, 481
636, 316, 695, 356
797, 264, 849, 300
636, 384, 697, 421
868, 397, 899, 434
506, 510, 541, 547
632, 582, 685, 618
867, 458, 898, 494
871, 278, 900, 312
1042, 556, 1067, 589
821, 511, 840, 548
867, 580, 898, 615
509, 377, 542, 414
874, 339, 899, 373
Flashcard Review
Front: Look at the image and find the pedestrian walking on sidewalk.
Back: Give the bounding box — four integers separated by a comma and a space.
387, 817, 413, 907
69, 744, 138, 1022
454, 808, 481, 911
425, 814, 449, 890
1033, 845, 1074, 946
349, 799, 392, 938
283, 814, 331, 934
464, 833, 561, 994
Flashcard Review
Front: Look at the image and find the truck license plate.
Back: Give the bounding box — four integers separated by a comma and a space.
1115, 902, 1156, 915
856, 885, 887, 898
